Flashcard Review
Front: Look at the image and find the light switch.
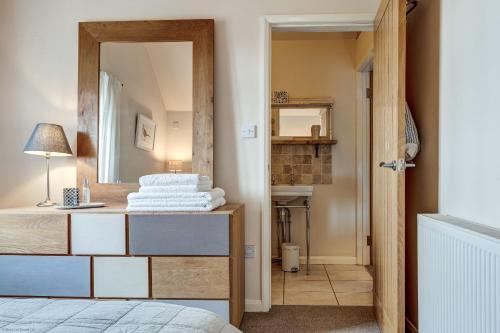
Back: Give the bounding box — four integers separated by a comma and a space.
245, 245, 256, 258
241, 125, 257, 138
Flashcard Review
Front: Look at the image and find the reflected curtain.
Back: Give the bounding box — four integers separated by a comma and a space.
98, 71, 122, 183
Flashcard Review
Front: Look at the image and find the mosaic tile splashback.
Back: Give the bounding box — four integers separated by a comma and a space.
271, 144, 332, 185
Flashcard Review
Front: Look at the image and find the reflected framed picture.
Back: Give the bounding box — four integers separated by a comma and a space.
135, 114, 156, 151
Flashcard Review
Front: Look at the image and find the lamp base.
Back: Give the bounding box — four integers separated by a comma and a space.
36, 200, 56, 207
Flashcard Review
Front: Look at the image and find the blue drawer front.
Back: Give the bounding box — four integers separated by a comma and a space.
157, 300, 230, 321
0, 256, 90, 297
129, 214, 229, 255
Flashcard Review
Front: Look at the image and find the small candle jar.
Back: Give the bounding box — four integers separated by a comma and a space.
311, 125, 321, 139
63, 188, 80, 207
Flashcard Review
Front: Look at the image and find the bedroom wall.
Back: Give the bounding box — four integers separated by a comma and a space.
0, 0, 379, 308
271, 32, 358, 262
439, 0, 500, 230
165, 111, 193, 172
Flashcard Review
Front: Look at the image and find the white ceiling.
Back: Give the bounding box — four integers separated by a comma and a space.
144, 42, 193, 112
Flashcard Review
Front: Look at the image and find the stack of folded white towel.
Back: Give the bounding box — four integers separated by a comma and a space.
126, 174, 226, 212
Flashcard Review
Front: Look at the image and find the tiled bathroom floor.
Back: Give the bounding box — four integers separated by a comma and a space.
271, 263, 373, 306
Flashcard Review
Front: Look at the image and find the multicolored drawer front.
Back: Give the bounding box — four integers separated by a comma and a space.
93, 257, 149, 298
129, 214, 229, 255
0, 255, 90, 297
71, 214, 126, 255
151, 257, 230, 299
0, 214, 68, 254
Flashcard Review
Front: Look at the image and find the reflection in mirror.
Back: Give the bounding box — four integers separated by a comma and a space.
98, 42, 193, 183
278, 108, 327, 136
271, 103, 332, 138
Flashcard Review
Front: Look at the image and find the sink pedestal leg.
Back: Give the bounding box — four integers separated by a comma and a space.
275, 206, 292, 262
305, 199, 311, 275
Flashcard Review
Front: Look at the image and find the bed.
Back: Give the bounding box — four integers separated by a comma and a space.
0, 298, 242, 332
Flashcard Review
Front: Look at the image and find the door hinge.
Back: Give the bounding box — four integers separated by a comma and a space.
366, 235, 372, 246
366, 87, 372, 99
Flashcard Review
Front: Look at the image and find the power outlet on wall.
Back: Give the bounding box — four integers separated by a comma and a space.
245, 245, 256, 258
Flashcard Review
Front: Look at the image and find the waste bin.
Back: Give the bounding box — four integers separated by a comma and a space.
282, 243, 299, 272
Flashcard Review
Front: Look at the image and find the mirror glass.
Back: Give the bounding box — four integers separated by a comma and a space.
98, 42, 193, 183
271, 105, 331, 138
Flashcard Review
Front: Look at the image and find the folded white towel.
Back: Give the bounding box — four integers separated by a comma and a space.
128, 188, 225, 202
139, 174, 210, 186
139, 183, 212, 194
128, 199, 214, 208
127, 197, 226, 212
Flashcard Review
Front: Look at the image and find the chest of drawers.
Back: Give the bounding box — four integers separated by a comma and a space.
0, 204, 245, 327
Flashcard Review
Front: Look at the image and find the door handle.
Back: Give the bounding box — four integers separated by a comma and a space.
379, 161, 397, 171
406, 162, 416, 168
379, 159, 415, 171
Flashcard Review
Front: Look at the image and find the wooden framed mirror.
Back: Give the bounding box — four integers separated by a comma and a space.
77, 20, 214, 203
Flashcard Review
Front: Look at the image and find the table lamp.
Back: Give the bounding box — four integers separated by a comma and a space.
168, 160, 183, 174
23, 123, 72, 207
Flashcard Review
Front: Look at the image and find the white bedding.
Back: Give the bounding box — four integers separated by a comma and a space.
0, 298, 242, 333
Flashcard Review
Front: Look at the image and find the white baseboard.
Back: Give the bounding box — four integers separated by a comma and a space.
298, 256, 357, 265
245, 299, 268, 312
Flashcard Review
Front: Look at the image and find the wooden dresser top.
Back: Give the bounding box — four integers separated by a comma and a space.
0, 203, 244, 215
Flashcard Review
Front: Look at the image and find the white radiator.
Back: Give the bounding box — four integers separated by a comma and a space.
418, 214, 500, 333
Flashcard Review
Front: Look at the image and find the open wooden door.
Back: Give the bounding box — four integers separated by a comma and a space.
372, 0, 406, 332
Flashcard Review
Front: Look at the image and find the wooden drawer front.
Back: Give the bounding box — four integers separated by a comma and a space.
152, 257, 229, 299
0, 255, 90, 297
0, 214, 68, 254
71, 214, 125, 255
158, 300, 229, 322
129, 214, 229, 255
93, 257, 149, 298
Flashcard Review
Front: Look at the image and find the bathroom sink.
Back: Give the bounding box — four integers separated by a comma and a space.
271, 185, 313, 204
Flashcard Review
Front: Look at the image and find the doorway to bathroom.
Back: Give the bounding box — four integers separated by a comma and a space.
267, 29, 374, 307
262, 3, 411, 331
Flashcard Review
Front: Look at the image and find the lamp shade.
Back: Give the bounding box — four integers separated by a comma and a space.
168, 160, 183, 172
23, 123, 72, 156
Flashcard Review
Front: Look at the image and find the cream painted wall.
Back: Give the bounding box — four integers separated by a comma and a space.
0, 0, 379, 306
100, 43, 169, 183
355, 31, 373, 70
439, 0, 500, 230
165, 111, 193, 171
271, 34, 358, 261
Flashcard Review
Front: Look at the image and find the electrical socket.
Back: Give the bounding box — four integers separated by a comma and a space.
245, 245, 256, 258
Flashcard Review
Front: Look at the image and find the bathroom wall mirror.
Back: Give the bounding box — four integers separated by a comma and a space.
77, 20, 214, 202
271, 102, 333, 140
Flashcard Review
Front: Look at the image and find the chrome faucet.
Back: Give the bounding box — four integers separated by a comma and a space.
289, 173, 295, 186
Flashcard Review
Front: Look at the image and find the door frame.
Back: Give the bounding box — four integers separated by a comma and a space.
356, 58, 373, 265
260, 14, 375, 312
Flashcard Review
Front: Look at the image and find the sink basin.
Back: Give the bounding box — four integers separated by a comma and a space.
271, 185, 313, 204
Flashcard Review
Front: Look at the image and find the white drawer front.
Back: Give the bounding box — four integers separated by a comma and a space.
93, 257, 148, 298
71, 214, 125, 255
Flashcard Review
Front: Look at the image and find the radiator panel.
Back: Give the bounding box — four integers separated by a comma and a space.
418, 214, 500, 333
